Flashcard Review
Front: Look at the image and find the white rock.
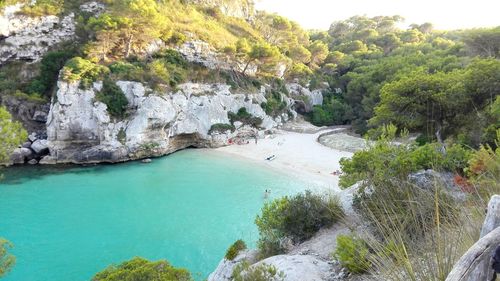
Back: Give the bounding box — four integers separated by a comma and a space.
31, 139, 49, 154
207, 250, 259, 281
0, 5, 76, 64
253, 254, 334, 281
45, 81, 295, 164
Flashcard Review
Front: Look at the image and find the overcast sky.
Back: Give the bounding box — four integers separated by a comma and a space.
254, 0, 500, 30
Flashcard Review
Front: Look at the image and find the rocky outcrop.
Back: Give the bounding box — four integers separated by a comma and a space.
286, 83, 323, 114
208, 249, 259, 281
187, 0, 254, 19
0, 4, 75, 65
44, 80, 294, 164
0, 95, 50, 134
254, 255, 335, 281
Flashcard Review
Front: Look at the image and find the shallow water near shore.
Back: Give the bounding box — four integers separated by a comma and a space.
0, 149, 314, 281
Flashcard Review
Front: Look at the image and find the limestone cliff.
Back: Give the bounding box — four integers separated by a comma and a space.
0, 4, 76, 65
42, 80, 295, 164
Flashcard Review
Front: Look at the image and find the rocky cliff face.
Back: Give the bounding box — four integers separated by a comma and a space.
187, 0, 254, 19
286, 83, 323, 114
42, 80, 295, 164
0, 4, 75, 65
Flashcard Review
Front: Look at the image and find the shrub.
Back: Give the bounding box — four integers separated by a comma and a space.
109, 61, 145, 82
0, 238, 15, 278
228, 108, 263, 128
91, 257, 192, 281
261, 91, 287, 117
95, 80, 129, 118
333, 235, 371, 274
225, 239, 247, 260
232, 262, 285, 281
19, 0, 63, 16
209, 123, 235, 134
28, 50, 75, 97
255, 191, 344, 257
166, 31, 187, 46
62, 57, 108, 88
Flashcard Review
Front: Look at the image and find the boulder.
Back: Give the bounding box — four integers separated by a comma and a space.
31, 139, 49, 155
32, 110, 48, 123
20, 147, 34, 160
28, 159, 38, 165
39, 155, 57, 165
28, 132, 37, 142
22, 142, 32, 148
10, 148, 25, 164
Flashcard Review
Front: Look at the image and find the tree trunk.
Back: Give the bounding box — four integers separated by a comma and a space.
125, 34, 133, 58
242, 59, 252, 75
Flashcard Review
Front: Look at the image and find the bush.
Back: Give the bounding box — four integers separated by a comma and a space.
19, 0, 63, 16
109, 61, 145, 82
228, 108, 263, 128
27, 50, 75, 97
232, 262, 285, 281
62, 57, 108, 87
91, 257, 192, 281
166, 32, 187, 46
333, 235, 371, 274
339, 132, 472, 189
255, 191, 344, 257
261, 91, 287, 117
209, 123, 235, 134
0, 238, 15, 278
95, 80, 129, 118
225, 239, 247, 260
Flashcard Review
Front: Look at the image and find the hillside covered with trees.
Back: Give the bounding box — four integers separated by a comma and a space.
0, 0, 499, 280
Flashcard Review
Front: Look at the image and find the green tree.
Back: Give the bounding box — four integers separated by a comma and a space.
308, 40, 328, 68
92, 257, 192, 281
0, 239, 15, 278
242, 42, 281, 75
0, 107, 28, 164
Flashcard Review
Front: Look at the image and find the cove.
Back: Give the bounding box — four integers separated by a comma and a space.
0, 149, 313, 281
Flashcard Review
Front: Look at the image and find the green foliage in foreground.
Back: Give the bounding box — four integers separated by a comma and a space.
92, 257, 193, 281
232, 262, 285, 281
333, 235, 371, 274
225, 239, 247, 261
339, 125, 472, 189
255, 191, 344, 257
95, 80, 129, 118
0, 107, 28, 164
0, 238, 15, 278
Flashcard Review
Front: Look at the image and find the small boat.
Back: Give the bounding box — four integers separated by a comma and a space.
265, 155, 276, 161
142, 158, 152, 163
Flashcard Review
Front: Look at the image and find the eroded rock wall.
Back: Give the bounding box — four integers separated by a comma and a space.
0, 4, 75, 65
44, 80, 294, 164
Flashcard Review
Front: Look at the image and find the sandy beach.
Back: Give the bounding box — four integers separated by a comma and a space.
213, 127, 357, 190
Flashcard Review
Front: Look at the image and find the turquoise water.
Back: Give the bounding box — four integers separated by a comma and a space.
0, 149, 311, 281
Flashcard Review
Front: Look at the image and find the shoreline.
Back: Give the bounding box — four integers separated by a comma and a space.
209, 128, 355, 191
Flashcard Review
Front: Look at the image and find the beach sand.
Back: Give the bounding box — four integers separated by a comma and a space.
212, 128, 356, 191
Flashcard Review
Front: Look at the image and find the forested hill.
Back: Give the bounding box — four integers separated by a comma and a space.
0, 0, 499, 148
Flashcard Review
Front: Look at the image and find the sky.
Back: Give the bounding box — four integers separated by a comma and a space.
254, 0, 500, 31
